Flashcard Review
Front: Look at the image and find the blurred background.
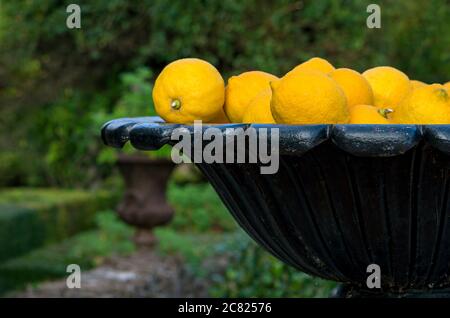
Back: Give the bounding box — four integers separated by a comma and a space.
0, 0, 449, 297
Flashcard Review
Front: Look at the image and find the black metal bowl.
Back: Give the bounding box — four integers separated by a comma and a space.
101, 117, 450, 297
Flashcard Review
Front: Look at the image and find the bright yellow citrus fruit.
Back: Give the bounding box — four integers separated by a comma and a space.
444, 81, 450, 90
207, 109, 230, 124
270, 70, 349, 124
411, 80, 427, 90
362, 66, 411, 110
224, 71, 278, 123
153, 58, 225, 123
392, 84, 450, 124
242, 89, 275, 124
289, 57, 335, 75
329, 68, 374, 108
349, 105, 390, 124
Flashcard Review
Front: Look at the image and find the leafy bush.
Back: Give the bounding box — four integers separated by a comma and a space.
2, 0, 449, 87
0, 152, 30, 187
94, 66, 172, 167
7, 66, 171, 187
167, 182, 237, 233
28, 89, 118, 187
209, 231, 337, 298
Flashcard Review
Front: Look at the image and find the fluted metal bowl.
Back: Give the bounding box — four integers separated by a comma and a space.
101, 117, 450, 297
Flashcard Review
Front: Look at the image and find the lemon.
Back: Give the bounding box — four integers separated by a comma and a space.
289, 57, 335, 75
411, 80, 427, 90
392, 84, 450, 124
207, 109, 230, 124
242, 89, 275, 124
153, 58, 225, 123
362, 66, 411, 110
271, 70, 349, 124
349, 105, 390, 124
224, 71, 278, 123
444, 81, 450, 90
329, 68, 374, 108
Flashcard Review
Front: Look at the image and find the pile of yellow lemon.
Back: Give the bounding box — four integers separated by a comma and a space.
152, 57, 450, 125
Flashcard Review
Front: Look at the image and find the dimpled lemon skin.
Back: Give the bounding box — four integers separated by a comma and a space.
362, 66, 411, 110
444, 82, 450, 90
349, 105, 389, 124
392, 84, 450, 124
271, 70, 349, 124
153, 58, 225, 123
330, 68, 374, 108
289, 57, 335, 75
242, 89, 275, 124
411, 80, 427, 90
224, 71, 278, 123
207, 109, 230, 124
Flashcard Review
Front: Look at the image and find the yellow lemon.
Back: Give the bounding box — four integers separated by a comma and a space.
207, 109, 230, 124
444, 81, 450, 90
289, 57, 335, 75
362, 66, 411, 110
392, 84, 450, 124
349, 105, 390, 124
270, 70, 349, 124
329, 68, 374, 108
153, 58, 225, 123
224, 71, 278, 123
411, 80, 427, 90
242, 89, 275, 124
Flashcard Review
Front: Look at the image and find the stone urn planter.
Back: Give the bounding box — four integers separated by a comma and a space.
116, 152, 175, 246
102, 117, 450, 297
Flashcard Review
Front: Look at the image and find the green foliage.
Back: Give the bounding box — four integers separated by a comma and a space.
0, 205, 45, 262
28, 89, 118, 187
171, 164, 206, 185
0, 187, 111, 208
94, 67, 172, 165
0, 210, 134, 295
63, 211, 134, 264
209, 231, 337, 298
167, 182, 237, 233
155, 228, 224, 275
0, 188, 117, 262
154, 227, 335, 297
9, 66, 171, 187
115, 68, 156, 117
2, 0, 449, 83
0, 152, 30, 187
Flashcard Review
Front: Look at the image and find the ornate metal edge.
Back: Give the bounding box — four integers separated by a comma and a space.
101, 117, 450, 157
